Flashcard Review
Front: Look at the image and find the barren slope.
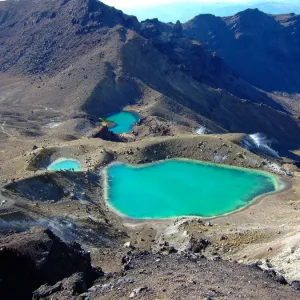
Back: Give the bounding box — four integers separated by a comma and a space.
0, 0, 299, 149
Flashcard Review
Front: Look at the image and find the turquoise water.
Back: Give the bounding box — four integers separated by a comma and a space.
47, 158, 81, 171
106, 111, 140, 134
105, 159, 279, 219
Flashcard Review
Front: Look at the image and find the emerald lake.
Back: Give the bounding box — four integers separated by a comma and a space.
105, 159, 280, 219
106, 111, 140, 134
47, 158, 81, 171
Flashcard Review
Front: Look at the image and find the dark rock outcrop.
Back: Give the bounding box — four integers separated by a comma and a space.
291, 281, 300, 291
32, 272, 98, 299
0, 228, 100, 299
188, 237, 210, 253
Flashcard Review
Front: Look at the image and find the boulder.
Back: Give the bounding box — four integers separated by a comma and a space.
188, 237, 210, 253
291, 281, 300, 291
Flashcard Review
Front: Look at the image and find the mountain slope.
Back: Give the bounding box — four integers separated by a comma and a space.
183, 9, 300, 93
0, 0, 139, 75
140, 18, 285, 112
0, 0, 299, 146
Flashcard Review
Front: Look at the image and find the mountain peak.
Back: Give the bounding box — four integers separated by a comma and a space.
236, 8, 264, 16
225, 7, 279, 33
231, 7, 272, 22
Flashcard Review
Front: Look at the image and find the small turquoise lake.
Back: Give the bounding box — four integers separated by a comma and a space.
106, 111, 140, 134
47, 158, 81, 171
105, 159, 280, 219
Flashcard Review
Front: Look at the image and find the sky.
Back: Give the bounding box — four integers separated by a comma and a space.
104, 0, 254, 9
101, 0, 300, 22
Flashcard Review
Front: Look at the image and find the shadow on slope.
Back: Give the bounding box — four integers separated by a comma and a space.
120, 32, 300, 144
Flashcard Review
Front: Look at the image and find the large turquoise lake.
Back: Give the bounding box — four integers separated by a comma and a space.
105, 159, 280, 219
106, 111, 140, 134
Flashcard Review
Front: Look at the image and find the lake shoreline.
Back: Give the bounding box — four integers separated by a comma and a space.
103, 158, 289, 223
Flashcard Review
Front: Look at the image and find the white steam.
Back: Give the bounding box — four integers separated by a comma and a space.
45, 121, 64, 129
195, 126, 209, 135
243, 133, 280, 158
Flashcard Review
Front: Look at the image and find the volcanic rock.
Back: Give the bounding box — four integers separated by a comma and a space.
0, 227, 100, 299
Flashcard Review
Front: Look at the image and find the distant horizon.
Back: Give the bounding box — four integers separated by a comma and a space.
101, 0, 300, 22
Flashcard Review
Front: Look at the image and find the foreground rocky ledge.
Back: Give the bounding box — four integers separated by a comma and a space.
0, 227, 101, 299
0, 228, 299, 299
